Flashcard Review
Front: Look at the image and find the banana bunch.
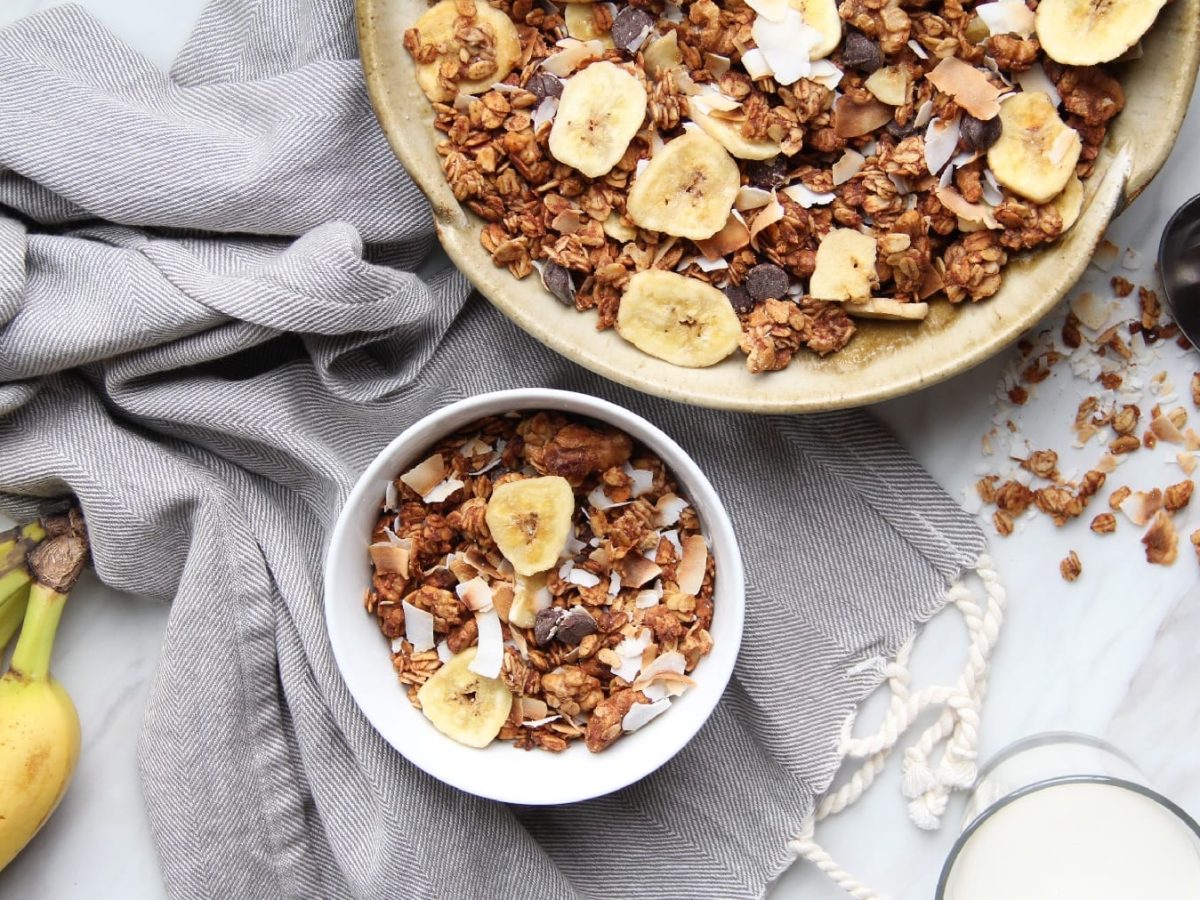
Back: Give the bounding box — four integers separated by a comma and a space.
0, 504, 89, 871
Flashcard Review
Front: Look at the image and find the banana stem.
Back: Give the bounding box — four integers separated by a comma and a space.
9, 583, 67, 682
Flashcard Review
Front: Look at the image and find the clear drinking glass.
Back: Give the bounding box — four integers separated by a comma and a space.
936, 732, 1200, 899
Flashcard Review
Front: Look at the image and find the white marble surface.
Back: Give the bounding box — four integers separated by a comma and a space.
1, 3, 1198, 898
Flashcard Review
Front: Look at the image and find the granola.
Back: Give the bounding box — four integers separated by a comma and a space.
365, 411, 715, 752
401, 0, 1159, 372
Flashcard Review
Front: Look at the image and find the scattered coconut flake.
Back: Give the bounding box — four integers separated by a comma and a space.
623, 697, 671, 732
521, 715, 562, 728
557, 559, 575, 580
568, 568, 602, 588
927, 57, 1003, 121
402, 600, 435, 652
1118, 490, 1163, 528
624, 462, 655, 497
508, 622, 529, 660
749, 193, 785, 248
1070, 291, 1113, 331
634, 649, 686, 686
469, 454, 503, 476
1015, 64, 1061, 109
939, 164, 956, 190
751, 7, 821, 85
807, 59, 844, 90
1094, 453, 1121, 475
982, 169, 1005, 206
1151, 414, 1186, 445
369, 541, 411, 575
937, 186, 1000, 230
694, 255, 729, 273
888, 173, 912, 195
400, 453, 447, 497
390, 636, 405, 653
562, 532, 586, 557
976, 0, 1035, 38
741, 48, 773, 80
423, 477, 464, 503
925, 116, 962, 175
1091, 239, 1120, 272
456, 576, 494, 612
635, 589, 660, 608
607, 571, 622, 596
735, 185, 775, 210
1178, 452, 1198, 475
676, 534, 708, 594
452, 93, 478, 112
913, 99, 934, 128
908, 39, 929, 60
587, 484, 632, 510
519, 697, 548, 720
834, 95, 894, 138
832, 149, 866, 186
468, 609, 504, 679
618, 553, 662, 588
1121, 248, 1143, 271
609, 630, 652, 681
489, 81, 523, 95
661, 529, 684, 556
704, 52, 731, 78
653, 493, 689, 527
782, 182, 837, 208
651, 234, 679, 267
384, 480, 399, 511
541, 38, 605, 77
436, 640, 453, 664
532, 96, 559, 130
745, 0, 789, 21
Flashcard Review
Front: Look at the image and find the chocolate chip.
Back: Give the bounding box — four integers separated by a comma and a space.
960, 114, 1002, 152
527, 72, 563, 100
534, 607, 564, 647
723, 283, 755, 314
886, 119, 917, 140
554, 606, 598, 645
611, 6, 654, 53
745, 156, 789, 190
745, 263, 790, 302
540, 261, 575, 305
842, 32, 883, 74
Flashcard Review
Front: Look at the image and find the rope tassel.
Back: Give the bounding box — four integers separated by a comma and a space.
789, 553, 1007, 898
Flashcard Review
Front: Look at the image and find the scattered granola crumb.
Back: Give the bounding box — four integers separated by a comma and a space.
1109, 486, 1132, 510
1110, 276, 1134, 297
1008, 385, 1029, 406
1192, 529, 1200, 563
1192, 373, 1200, 408
1090, 513, 1117, 534
1023, 449, 1060, 481
1110, 435, 1140, 454
1059, 551, 1082, 582
1164, 480, 1194, 513
993, 509, 1014, 537
1143, 510, 1179, 566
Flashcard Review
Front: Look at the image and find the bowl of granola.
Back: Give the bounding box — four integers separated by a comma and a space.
324, 389, 744, 803
358, 0, 1199, 412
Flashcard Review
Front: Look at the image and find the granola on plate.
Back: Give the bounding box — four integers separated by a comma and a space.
365, 411, 715, 752
402, 0, 1164, 372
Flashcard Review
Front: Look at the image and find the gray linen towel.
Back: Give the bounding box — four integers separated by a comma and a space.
0, 3, 987, 897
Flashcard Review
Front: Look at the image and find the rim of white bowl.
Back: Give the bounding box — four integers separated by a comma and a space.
324, 388, 746, 805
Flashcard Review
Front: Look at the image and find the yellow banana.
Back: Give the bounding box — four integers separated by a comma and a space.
0, 509, 88, 872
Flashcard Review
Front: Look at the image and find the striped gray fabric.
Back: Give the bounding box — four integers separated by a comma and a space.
0, 3, 987, 898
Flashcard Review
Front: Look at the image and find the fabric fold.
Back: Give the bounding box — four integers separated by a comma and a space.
0, 3, 986, 898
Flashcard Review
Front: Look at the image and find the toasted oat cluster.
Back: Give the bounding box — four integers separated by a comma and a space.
365, 411, 715, 752
403, 0, 1161, 372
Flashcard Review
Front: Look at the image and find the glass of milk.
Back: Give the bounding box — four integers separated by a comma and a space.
937, 732, 1200, 899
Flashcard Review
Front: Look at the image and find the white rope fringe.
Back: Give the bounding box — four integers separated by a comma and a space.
787, 554, 1006, 899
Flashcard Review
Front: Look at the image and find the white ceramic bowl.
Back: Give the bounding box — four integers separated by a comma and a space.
324, 389, 745, 804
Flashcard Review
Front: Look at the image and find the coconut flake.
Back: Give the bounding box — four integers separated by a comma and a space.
384, 481, 400, 511
623, 462, 655, 497
1151, 414, 1186, 445
369, 542, 411, 575
619, 553, 663, 588
423, 477, 464, 503
1122, 248, 1143, 271
748, 193, 785, 248
400, 453, 447, 497
622, 698, 672, 732
937, 186, 1000, 230
982, 169, 1005, 206
541, 38, 605, 77
468, 609, 505, 679
781, 183, 837, 208
609, 630, 652, 681
1117, 490, 1163, 528
1047, 128, 1077, 167
635, 589, 660, 608
735, 185, 775, 211
456, 576, 494, 612
607, 571, 622, 596
532, 96, 559, 130
704, 52, 731, 77
913, 99, 935, 128
908, 39, 929, 60
807, 60, 844, 91
976, 0, 1035, 38
694, 255, 730, 273
1015, 64, 1061, 109
661, 529, 684, 556
832, 149, 866, 186
634, 650, 686, 686
653, 493, 689, 527
567, 568, 602, 588
676, 534, 708, 594
436, 640, 453, 664
745, 0, 789, 21
587, 484, 632, 510
402, 600, 435, 652
751, 7, 821, 85
925, 116, 961, 175
740, 48, 774, 80
521, 714, 562, 728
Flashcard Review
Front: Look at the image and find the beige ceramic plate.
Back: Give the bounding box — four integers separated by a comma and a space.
358, 1, 1200, 413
